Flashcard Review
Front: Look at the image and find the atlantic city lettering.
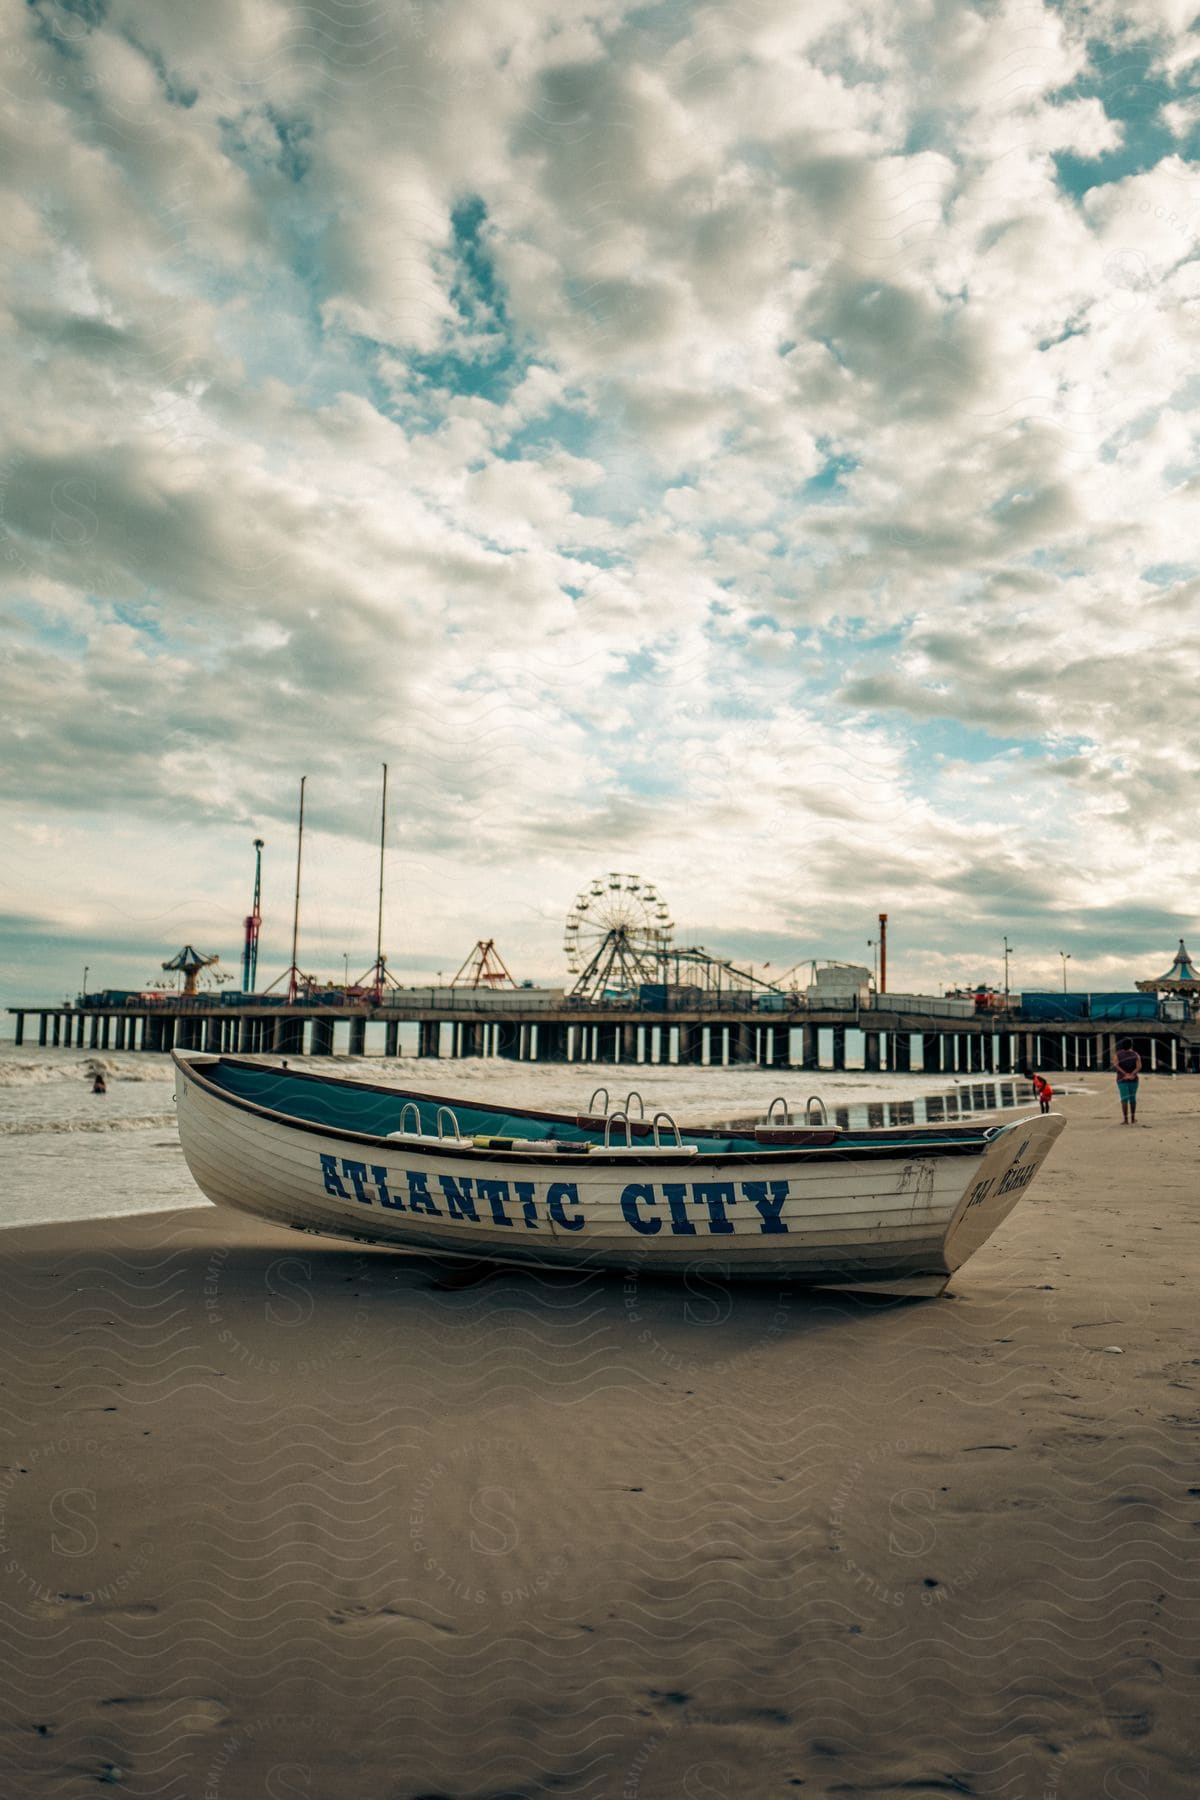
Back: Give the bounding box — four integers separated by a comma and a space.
317, 1156, 791, 1236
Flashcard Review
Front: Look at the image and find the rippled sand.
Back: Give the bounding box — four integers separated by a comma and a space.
1, 1077, 1197, 1796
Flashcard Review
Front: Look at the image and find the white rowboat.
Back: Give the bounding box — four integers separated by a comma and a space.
172, 1053, 1065, 1297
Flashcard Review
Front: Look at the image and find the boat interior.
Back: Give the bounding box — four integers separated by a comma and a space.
189, 1057, 1003, 1157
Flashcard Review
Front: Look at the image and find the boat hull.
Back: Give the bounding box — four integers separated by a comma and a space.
173, 1055, 1065, 1293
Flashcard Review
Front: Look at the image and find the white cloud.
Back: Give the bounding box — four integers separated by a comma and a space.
2, 0, 1199, 1010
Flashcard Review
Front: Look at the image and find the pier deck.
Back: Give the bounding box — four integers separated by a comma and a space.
8, 999, 1199, 1076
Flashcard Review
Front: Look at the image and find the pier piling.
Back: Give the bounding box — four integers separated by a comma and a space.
9, 996, 1197, 1082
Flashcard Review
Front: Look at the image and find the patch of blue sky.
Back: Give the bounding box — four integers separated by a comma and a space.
218, 109, 304, 185
405, 344, 522, 408
829, 619, 909, 652
602, 758, 680, 801
802, 450, 859, 501
266, 109, 312, 182
560, 488, 638, 530
117, 26, 198, 109
1028, 549, 1088, 578
1043, 736, 1094, 761
110, 601, 169, 647
624, 0, 690, 32
1038, 322, 1088, 352
905, 718, 1044, 766
11, 603, 89, 660
711, 615, 805, 673
799, 623, 917, 702
223, 294, 367, 418
1142, 561, 1197, 586
1097, 405, 1167, 464
609, 648, 661, 686
566, 471, 664, 529
604, 652, 742, 718
27, 0, 103, 65
405, 199, 529, 408
902, 108, 948, 158
501, 404, 595, 463
197, 218, 367, 413
559, 547, 625, 572
616, 1, 699, 63
1052, 39, 1182, 197
209, 175, 523, 423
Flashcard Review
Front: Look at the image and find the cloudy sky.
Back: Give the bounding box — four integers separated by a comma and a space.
3, 0, 1199, 1012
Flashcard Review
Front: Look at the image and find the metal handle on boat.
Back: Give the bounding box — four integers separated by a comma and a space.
436, 1106, 462, 1141
651, 1111, 683, 1149
767, 1096, 790, 1124
604, 1110, 632, 1148
623, 1089, 645, 1119
397, 1102, 422, 1136
804, 1095, 828, 1124
588, 1087, 610, 1116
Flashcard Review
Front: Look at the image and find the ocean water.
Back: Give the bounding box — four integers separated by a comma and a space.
0, 1043, 1039, 1233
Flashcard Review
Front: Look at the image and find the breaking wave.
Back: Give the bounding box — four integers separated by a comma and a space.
0, 1058, 172, 1088
0, 1113, 178, 1137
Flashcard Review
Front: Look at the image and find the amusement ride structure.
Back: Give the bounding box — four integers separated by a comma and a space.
562, 873, 782, 1001
159, 946, 226, 996
451, 940, 517, 989
242, 838, 264, 992
563, 873, 673, 1001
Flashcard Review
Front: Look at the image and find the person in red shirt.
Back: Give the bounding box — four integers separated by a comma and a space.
1031, 1072, 1053, 1114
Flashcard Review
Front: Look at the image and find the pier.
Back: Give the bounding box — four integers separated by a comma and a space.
8, 995, 1200, 1075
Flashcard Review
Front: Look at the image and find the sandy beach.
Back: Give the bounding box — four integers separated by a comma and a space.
2, 1077, 1198, 1799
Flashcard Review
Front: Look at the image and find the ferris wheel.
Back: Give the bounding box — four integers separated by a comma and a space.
564, 872, 673, 999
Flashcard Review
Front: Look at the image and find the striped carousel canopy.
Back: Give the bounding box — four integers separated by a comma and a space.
1135, 938, 1200, 992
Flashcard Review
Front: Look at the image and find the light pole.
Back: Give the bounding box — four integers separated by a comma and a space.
82, 965, 89, 1002
343, 953, 349, 987
1059, 951, 1071, 992
1003, 938, 1012, 1008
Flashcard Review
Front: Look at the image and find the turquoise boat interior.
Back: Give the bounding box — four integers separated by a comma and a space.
199, 1058, 996, 1156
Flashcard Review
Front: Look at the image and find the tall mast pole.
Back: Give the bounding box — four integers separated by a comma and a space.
288, 776, 306, 1003
375, 762, 388, 991
878, 912, 888, 994
253, 838, 263, 990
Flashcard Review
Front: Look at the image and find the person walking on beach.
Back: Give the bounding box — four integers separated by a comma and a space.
1112, 1038, 1142, 1125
